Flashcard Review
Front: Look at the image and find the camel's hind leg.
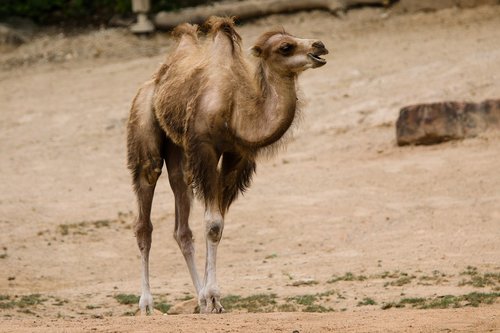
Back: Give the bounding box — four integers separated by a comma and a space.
132, 165, 161, 315
164, 139, 202, 294
127, 80, 165, 315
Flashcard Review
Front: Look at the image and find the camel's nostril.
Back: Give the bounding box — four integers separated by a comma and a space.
312, 41, 325, 49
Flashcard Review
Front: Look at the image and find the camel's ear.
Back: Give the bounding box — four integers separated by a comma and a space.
250, 45, 262, 57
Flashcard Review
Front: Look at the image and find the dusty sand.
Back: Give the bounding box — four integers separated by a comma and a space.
1, 5, 499, 332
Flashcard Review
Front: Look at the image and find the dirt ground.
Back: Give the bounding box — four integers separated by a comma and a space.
1, 5, 499, 332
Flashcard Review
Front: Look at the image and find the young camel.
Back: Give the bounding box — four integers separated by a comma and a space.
127, 17, 328, 314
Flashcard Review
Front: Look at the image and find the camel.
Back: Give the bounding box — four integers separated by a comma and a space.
127, 16, 328, 314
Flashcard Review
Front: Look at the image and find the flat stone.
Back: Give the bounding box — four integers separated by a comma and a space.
396, 99, 500, 146
167, 298, 199, 315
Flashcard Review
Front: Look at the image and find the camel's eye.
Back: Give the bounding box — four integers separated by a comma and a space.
278, 43, 294, 55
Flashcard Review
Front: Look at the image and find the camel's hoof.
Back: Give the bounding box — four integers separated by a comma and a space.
135, 308, 164, 316
139, 292, 154, 315
208, 297, 225, 314
198, 288, 224, 314
199, 297, 224, 314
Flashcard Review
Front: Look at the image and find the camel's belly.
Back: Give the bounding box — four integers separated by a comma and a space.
154, 78, 236, 150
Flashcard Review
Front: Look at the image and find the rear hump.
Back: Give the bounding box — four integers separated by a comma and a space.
172, 23, 199, 40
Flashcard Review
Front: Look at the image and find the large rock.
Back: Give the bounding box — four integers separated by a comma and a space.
396, 99, 500, 146
0, 24, 27, 46
0, 18, 36, 46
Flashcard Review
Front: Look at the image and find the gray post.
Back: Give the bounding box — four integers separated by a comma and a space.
131, 0, 155, 34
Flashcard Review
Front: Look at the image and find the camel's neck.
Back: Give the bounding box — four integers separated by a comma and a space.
230, 62, 297, 148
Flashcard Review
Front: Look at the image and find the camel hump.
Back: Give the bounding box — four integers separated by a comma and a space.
172, 23, 199, 40
205, 16, 241, 45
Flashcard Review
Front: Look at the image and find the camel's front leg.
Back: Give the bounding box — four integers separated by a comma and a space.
199, 203, 225, 313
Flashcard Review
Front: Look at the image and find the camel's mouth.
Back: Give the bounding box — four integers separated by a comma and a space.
308, 51, 328, 68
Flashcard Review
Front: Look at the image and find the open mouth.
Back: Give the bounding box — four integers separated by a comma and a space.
308, 52, 327, 67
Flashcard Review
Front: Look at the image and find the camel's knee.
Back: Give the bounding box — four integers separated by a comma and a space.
130, 157, 163, 192
205, 218, 224, 243
142, 158, 163, 186
204, 206, 224, 242
207, 222, 223, 242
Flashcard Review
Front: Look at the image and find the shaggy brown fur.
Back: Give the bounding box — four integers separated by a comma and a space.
127, 16, 328, 314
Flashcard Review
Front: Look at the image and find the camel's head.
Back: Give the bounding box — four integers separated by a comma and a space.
251, 30, 328, 74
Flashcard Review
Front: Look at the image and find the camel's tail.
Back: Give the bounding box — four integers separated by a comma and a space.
172, 23, 199, 40
205, 16, 242, 46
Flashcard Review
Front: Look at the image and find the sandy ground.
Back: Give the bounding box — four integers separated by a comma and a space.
1, 5, 500, 332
